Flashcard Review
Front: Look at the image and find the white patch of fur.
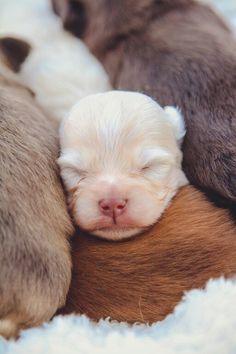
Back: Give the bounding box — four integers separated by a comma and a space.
164, 106, 186, 145
0, 0, 111, 121
1, 277, 236, 354
59, 91, 188, 240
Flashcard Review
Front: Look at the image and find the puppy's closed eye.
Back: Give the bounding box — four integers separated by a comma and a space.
65, 166, 87, 178
141, 165, 152, 172
140, 162, 159, 173
62, 167, 86, 188
58, 155, 87, 189
139, 149, 175, 173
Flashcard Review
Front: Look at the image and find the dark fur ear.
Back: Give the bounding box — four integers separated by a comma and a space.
52, 0, 87, 38
0, 37, 31, 72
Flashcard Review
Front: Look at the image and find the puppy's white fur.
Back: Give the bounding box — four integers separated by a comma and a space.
0, 0, 111, 121
59, 91, 188, 241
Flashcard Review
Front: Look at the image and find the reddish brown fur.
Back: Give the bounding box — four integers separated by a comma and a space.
61, 186, 236, 323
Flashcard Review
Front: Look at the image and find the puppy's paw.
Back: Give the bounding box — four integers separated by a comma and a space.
0, 319, 18, 339
164, 106, 186, 146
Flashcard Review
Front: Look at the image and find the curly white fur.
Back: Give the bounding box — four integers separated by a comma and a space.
1, 278, 236, 354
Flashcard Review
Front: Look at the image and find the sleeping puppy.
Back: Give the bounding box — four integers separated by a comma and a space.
58, 91, 188, 240
52, 0, 236, 210
61, 185, 236, 324
0, 59, 73, 338
0, 0, 111, 121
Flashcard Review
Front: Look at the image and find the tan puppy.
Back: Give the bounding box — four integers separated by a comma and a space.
58, 91, 188, 240
0, 61, 73, 338
61, 185, 236, 324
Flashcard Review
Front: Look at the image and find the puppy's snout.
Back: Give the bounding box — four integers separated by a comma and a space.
99, 198, 128, 218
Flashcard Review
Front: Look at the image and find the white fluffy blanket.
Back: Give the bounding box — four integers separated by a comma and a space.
0, 1, 236, 353
0, 278, 236, 354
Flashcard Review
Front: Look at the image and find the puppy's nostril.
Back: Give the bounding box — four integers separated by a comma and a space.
116, 200, 127, 210
99, 200, 112, 215
117, 204, 124, 210
99, 198, 128, 217
99, 200, 110, 208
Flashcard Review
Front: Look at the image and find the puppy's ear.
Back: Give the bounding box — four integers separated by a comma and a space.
52, 0, 87, 38
164, 106, 186, 146
0, 37, 31, 72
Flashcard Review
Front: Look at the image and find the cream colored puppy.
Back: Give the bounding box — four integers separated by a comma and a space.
0, 0, 111, 121
59, 91, 188, 241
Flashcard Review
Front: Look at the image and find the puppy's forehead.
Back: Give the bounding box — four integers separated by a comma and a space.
61, 91, 169, 150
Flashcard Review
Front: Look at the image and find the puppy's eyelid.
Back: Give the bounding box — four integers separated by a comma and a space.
141, 164, 152, 172
58, 158, 87, 175
74, 167, 87, 176
63, 164, 87, 177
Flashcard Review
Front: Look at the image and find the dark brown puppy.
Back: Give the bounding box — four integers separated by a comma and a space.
52, 0, 236, 209
61, 185, 236, 323
0, 56, 73, 338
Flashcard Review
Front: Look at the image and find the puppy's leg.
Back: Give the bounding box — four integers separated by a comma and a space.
0, 319, 18, 339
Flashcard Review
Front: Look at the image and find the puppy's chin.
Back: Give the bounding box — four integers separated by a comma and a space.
90, 226, 145, 241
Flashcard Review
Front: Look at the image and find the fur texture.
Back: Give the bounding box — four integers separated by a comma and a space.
60, 185, 236, 323
0, 64, 73, 338
1, 278, 236, 354
58, 91, 187, 240
0, 0, 111, 121
52, 0, 236, 208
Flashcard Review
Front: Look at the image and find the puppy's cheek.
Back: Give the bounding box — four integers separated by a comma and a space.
127, 196, 163, 227
71, 193, 99, 229
67, 190, 77, 213
126, 186, 175, 227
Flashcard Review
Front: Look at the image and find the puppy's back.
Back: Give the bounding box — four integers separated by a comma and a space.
0, 73, 73, 337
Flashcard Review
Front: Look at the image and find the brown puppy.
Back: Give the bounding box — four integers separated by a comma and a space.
0, 55, 73, 338
61, 185, 236, 323
52, 0, 236, 209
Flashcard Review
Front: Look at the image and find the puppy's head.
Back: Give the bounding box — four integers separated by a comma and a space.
58, 91, 187, 240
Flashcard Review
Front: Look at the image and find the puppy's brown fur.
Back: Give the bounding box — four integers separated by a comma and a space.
0, 63, 73, 338
61, 186, 236, 323
0, 37, 31, 73
52, 0, 236, 209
